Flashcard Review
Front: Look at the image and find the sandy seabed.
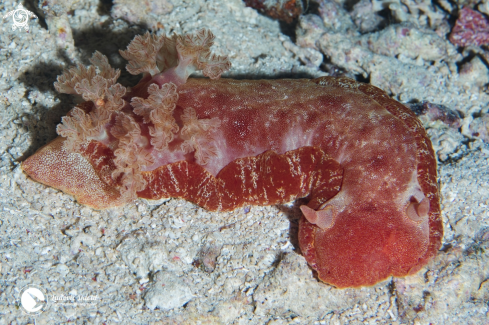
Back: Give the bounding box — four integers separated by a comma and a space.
0, 0, 488, 324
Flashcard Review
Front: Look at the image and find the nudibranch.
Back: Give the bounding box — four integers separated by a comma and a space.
22, 29, 442, 288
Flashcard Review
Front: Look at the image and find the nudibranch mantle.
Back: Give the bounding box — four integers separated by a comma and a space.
22, 29, 442, 288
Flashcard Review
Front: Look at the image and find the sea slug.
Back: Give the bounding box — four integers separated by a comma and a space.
21, 29, 442, 288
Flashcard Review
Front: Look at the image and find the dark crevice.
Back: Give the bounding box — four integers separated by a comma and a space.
23, 0, 48, 30
455, 51, 478, 74
343, 0, 362, 11
18, 26, 145, 158
278, 19, 299, 44
97, 0, 114, 16
355, 73, 370, 84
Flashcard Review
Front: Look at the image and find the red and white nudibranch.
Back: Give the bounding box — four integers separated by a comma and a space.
22, 29, 442, 288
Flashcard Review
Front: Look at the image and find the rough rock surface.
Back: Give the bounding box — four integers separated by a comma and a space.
0, 0, 488, 323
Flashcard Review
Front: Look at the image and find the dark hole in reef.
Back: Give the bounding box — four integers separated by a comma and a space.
455, 51, 478, 74
376, 7, 398, 25
343, 0, 362, 11
23, 0, 48, 29
355, 73, 370, 84
253, 53, 268, 64
440, 243, 453, 252
97, 0, 114, 16
271, 250, 285, 268
413, 304, 425, 313
319, 57, 356, 79
444, 3, 460, 26
278, 18, 299, 44
303, 0, 320, 14
387, 279, 397, 296
276, 197, 309, 255
476, 51, 489, 70
432, 0, 455, 15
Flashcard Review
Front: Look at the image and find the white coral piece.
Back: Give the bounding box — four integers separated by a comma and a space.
479, 0, 489, 15
372, 0, 445, 28
400, 0, 445, 28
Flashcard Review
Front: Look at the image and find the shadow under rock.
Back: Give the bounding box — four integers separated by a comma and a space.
16, 99, 73, 162
17, 57, 75, 161
22, 0, 48, 30
227, 71, 319, 80
276, 197, 309, 255
72, 26, 143, 85
97, 0, 114, 16
276, 198, 323, 282
17, 27, 145, 159
18, 59, 65, 94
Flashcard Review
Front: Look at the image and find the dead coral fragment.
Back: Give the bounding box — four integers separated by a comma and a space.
449, 7, 489, 47
131, 83, 179, 151
351, 0, 384, 33
371, 0, 445, 27
180, 107, 221, 165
